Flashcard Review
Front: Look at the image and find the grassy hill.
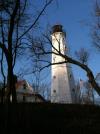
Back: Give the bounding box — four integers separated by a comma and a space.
0, 103, 100, 134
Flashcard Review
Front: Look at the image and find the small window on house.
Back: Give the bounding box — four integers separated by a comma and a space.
23, 96, 26, 102
23, 83, 26, 90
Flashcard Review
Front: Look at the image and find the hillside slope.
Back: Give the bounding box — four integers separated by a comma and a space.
0, 103, 100, 134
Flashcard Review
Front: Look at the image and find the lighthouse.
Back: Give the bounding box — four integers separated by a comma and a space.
51, 25, 76, 103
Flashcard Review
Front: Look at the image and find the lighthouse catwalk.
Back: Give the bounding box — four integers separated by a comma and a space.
51, 25, 76, 103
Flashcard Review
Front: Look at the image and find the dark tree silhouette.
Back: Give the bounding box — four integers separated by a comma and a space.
75, 48, 89, 64
92, 0, 100, 52
30, 32, 100, 96
0, 0, 54, 103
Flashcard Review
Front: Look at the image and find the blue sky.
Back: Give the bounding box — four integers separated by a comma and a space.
42, 0, 100, 81
14, 0, 100, 84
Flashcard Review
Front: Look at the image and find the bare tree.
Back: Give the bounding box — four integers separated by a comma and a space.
39, 83, 51, 101
31, 59, 51, 101
30, 28, 100, 96
32, 82, 51, 101
0, 0, 54, 103
75, 48, 90, 64
92, 0, 100, 52
84, 81, 94, 104
0, 50, 6, 103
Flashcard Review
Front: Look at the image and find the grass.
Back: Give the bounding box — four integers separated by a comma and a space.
0, 103, 100, 134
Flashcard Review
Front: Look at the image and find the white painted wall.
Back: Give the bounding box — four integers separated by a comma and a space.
51, 32, 75, 103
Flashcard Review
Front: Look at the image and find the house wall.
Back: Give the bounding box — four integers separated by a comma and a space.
17, 93, 44, 103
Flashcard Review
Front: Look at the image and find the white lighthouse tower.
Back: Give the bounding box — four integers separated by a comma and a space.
51, 25, 76, 103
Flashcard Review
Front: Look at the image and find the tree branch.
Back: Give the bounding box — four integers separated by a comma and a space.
18, 0, 54, 40
8, 0, 19, 50
40, 61, 67, 71
60, 53, 100, 95
0, 42, 9, 63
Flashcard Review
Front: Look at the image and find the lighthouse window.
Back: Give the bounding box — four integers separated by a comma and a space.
53, 90, 56, 93
69, 74, 72, 78
53, 75, 56, 79
65, 46, 67, 51
23, 83, 26, 90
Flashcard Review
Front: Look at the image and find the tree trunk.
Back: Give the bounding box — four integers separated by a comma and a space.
6, 56, 17, 103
